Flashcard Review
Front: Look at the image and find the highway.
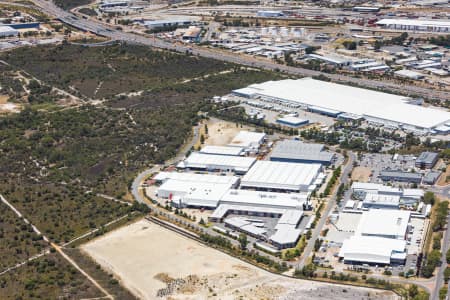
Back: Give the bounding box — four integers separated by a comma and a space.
31, 0, 450, 103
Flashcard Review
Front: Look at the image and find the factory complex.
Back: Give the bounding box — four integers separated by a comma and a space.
233, 78, 450, 134
338, 210, 412, 265
150, 130, 332, 250
321, 180, 429, 268
150, 129, 430, 259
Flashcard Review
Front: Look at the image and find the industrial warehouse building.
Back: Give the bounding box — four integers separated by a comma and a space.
240, 161, 323, 192
379, 170, 423, 184
209, 189, 309, 249
356, 210, 411, 240
276, 116, 309, 128
200, 145, 244, 156
351, 182, 423, 207
339, 236, 407, 265
415, 152, 439, 169
339, 210, 410, 265
376, 19, 450, 32
227, 130, 266, 152
270, 140, 335, 165
155, 173, 240, 208
233, 78, 450, 134
177, 152, 256, 173
0, 26, 19, 38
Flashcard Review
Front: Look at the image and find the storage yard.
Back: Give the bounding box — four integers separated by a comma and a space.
82, 219, 399, 300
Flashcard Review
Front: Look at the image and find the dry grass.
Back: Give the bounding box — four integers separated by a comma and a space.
351, 166, 372, 182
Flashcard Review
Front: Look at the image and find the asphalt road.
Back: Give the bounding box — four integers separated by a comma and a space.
30, 0, 450, 103
431, 213, 450, 300
297, 151, 355, 269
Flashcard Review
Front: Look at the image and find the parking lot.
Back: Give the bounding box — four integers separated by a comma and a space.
357, 153, 418, 185
232, 95, 336, 127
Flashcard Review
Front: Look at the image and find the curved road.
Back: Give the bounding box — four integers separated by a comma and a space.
30, 0, 450, 103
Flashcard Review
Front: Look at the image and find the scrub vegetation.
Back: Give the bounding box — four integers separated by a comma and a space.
0, 43, 280, 299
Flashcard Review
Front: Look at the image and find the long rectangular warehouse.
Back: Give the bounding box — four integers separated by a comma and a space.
270, 140, 335, 165
233, 78, 450, 133
177, 152, 256, 174
241, 161, 322, 192
376, 19, 450, 32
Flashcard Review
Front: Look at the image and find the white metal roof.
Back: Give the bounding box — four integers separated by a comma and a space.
219, 189, 308, 209
351, 182, 402, 195
224, 217, 267, 236
210, 204, 287, 220
277, 209, 304, 225
0, 26, 18, 34
179, 152, 256, 172
363, 194, 400, 207
376, 18, 450, 28
157, 179, 231, 207
356, 210, 410, 238
241, 161, 321, 191
154, 171, 239, 185
233, 78, 450, 130
277, 116, 308, 126
200, 145, 244, 156
228, 131, 266, 148
270, 224, 302, 245
339, 235, 407, 264
394, 69, 424, 79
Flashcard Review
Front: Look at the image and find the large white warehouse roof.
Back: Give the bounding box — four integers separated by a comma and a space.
241, 161, 321, 192
356, 209, 411, 239
200, 145, 244, 156
376, 18, 450, 29
228, 130, 266, 149
178, 152, 256, 173
339, 235, 407, 265
219, 189, 308, 209
233, 78, 450, 131
154, 171, 239, 185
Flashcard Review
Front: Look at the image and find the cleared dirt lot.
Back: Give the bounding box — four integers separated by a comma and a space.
351, 166, 371, 182
204, 118, 251, 146
82, 219, 399, 300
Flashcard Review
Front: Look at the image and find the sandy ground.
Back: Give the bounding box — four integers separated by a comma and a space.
204, 119, 251, 146
351, 166, 371, 182
82, 219, 398, 300
437, 165, 450, 187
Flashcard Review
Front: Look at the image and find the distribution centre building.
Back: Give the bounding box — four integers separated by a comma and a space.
339, 236, 407, 265
376, 19, 450, 33
200, 145, 245, 156
155, 173, 240, 208
339, 209, 411, 265
177, 152, 256, 174
228, 131, 266, 152
240, 160, 322, 192
232, 78, 450, 134
270, 139, 335, 165
355, 210, 411, 240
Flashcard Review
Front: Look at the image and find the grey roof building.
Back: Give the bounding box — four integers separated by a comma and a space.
415, 152, 439, 169
423, 171, 441, 185
270, 140, 335, 165
379, 170, 422, 184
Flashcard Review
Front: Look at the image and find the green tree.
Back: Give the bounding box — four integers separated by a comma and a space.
238, 233, 248, 250
424, 191, 436, 206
